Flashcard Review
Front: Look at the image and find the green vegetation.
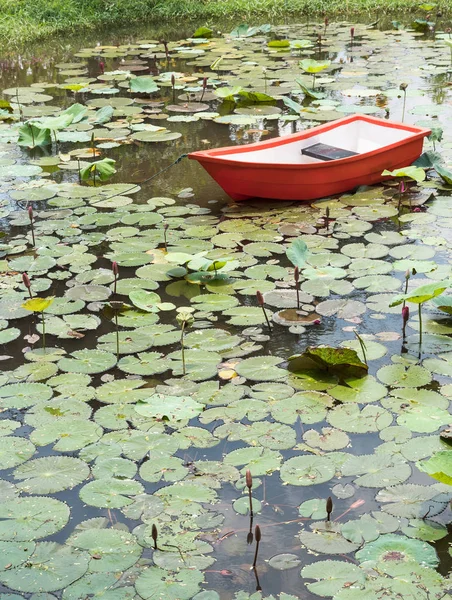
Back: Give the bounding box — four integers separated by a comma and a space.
0, 0, 439, 47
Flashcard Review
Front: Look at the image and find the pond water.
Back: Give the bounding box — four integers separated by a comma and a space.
0, 16, 452, 600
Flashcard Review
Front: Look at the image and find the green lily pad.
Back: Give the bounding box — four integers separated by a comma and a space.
0, 497, 70, 541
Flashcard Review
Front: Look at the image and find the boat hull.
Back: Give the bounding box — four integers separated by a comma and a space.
189, 115, 430, 202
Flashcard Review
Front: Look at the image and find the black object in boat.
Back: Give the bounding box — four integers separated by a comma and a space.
301, 143, 358, 161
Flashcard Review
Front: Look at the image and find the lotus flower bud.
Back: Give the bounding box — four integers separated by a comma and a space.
399, 82, 408, 91
22, 272, 31, 289
163, 222, 169, 230
246, 469, 252, 490
203, 77, 208, 89
313, 319, 321, 325
413, 207, 421, 212
400, 180, 406, 194
324, 17, 329, 26
256, 291, 264, 306
28, 206, 33, 221
326, 496, 333, 519
171, 74, 175, 87
255, 525, 261, 542
402, 305, 409, 325
112, 261, 119, 276
350, 27, 355, 38
99, 61, 105, 74
405, 269, 411, 280
151, 524, 158, 543
294, 266, 299, 283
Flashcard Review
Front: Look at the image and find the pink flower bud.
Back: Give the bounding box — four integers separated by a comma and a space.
245, 469, 252, 489
171, 74, 175, 86
112, 261, 119, 276
28, 206, 33, 220
405, 269, 411, 280
413, 207, 421, 212
402, 305, 409, 324
350, 27, 355, 38
400, 180, 406, 193
256, 291, 264, 306
313, 319, 321, 325
22, 272, 31, 288
203, 77, 207, 89
163, 223, 169, 230
99, 61, 105, 74
294, 266, 299, 283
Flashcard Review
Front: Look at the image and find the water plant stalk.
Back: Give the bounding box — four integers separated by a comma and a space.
201, 77, 208, 102
77, 158, 82, 185
181, 321, 186, 375
256, 290, 272, 332
163, 223, 169, 251
28, 206, 35, 247
400, 82, 408, 122
252, 525, 261, 568
115, 312, 119, 361
171, 74, 176, 103
324, 206, 330, 231
294, 266, 300, 309
354, 331, 367, 365
41, 311, 47, 352
246, 469, 253, 517
418, 303, 423, 347
112, 261, 119, 295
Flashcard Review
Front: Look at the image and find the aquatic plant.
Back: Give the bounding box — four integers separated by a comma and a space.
299, 59, 331, 89
176, 308, 194, 375
80, 158, 116, 186
22, 296, 54, 351
390, 280, 451, 347
256, 290, 272, 332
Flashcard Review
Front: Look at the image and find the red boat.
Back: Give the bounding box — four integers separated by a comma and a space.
189, 114, 431, 201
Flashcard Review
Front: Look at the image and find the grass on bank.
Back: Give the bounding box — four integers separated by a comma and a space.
0, 0, 442, 47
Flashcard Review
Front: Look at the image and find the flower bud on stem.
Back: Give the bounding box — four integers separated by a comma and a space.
253, 525, 261, 568
326, 496, 333, 521
28, 206, 35, 247
22, 272, 32, 299
256, 291, 272, 333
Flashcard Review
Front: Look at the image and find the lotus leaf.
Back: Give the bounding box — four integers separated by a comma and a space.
302, 560, 366, 596
280, 455, 335, 486
0, 436, 35, 469
135, 567, 203, 600
13, 456, 89, 494
67, 528, 142, 572
355, 533, 438, 567
135, 394, 204, 421
289, 346, 368, 379
417, 450, 452, 485
299, 523, 359, 554
0, 497, 70, 541
80, 478, 144, 508
58, 349, 117, 373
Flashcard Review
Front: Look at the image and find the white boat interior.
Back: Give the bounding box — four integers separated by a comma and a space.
216, 120, 417, 164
